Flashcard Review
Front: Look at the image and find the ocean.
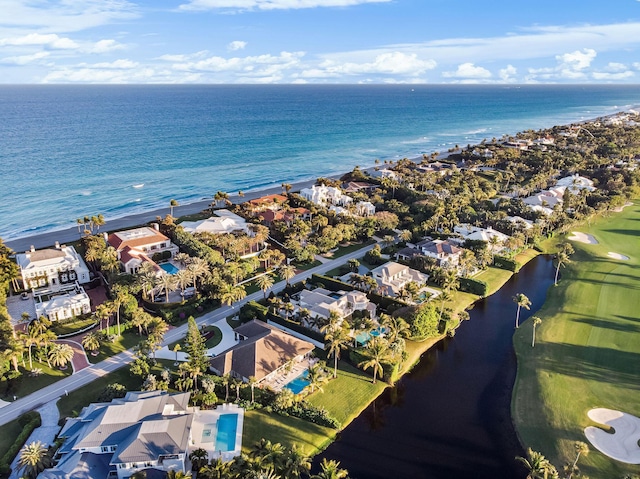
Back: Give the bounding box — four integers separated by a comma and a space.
1, 84, 640, 241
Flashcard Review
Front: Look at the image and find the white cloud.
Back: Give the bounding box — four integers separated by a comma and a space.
89, 39, 126, 53
318, 52, 436, 77
0, 33, 78, 49
499, 64, 517, 82
156, 51, 209, 62
1, 0, 138, 33
592, 70, 634, 80
179, 0, 390, 12
602, 62, 627, 72
556, 48, 596, 70
1, 51, 50, 65
88, 59, 138, 69
228, 41, 247, 51
443, 62, 491, 78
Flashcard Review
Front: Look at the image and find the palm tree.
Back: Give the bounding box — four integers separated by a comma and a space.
21, 326, 41, 370
256, 273, 275, 299
325, 326, 350, 378
282, 444, 311, 479
111, 285, 130, 336
186, 257, 209, 293
170, 198, 179, 217
95, 302, 112, 331
567, 442, 589, 479
18, 441, 52, 479
305, 362, 329, 394
311, 458, 350, 479
531, 316, 542, 347
189, 447, 208, 472
167, 470, 191, 479
554, 243, 574, 285
515, 448, 555, 479
218, 283, 246, 307
513, 293, 531, 329
358, 336, 390, 384
248, 375, 258, 404
278, 264, 296, 286
82, 331, 102, 356
156, 273, 178, 304
48, 343, 75, 369
175, 269, 192, 295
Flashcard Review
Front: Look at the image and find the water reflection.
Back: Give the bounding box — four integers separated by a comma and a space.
313, 256, 555, 479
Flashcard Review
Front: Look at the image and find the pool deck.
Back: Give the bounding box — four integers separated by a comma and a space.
189, 403, 244, 463
261, 358, 317, 392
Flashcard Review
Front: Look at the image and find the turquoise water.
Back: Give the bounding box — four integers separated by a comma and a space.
1, 84, 639, 240
201, 423, 214, 443
285, 370, 310, 394
355, 328, 384, 346
215, 413, 238, 452
159, 263, 179, 275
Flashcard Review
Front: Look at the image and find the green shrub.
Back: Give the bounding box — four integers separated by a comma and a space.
493, 255, 521, 272
240, 301, 268, 322
275, 401, 340, 429
366, 292, 406, 313
310, 274, 354, 293
458, 277, 489, 296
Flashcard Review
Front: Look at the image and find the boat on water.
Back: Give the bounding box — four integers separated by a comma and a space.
133, 184, 144, 188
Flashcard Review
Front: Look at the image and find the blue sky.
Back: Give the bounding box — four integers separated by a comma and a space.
1, 0, 640, 84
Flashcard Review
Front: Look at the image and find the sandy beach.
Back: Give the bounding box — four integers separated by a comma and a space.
5, 165, 384, 253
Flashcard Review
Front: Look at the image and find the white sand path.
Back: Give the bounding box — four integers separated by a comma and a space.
584, 408, 640, 464
608, 252, 630, 260
568, 232, 598, 244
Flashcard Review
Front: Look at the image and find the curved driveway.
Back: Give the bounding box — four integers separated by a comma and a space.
0, 240, 380, 427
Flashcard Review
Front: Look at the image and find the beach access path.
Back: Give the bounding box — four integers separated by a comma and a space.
0, 239, 381, 427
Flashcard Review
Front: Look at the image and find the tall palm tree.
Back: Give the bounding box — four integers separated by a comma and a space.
95, 302, 112, 331
358, 336, 390, 384
256, 273, 275, 299
325, 326, 350, 378
48, 343, 75, 369
111, 285, 130, 336
282, 445, 311, 479
218, 283, 247, 307
554, 242, 574, 285
186, 257, 209, 293
21, 326, 41, 370
170, 198, 179, 217
531, 316, 542, 347
175, 269, 192, 295
248, 375, 258, 404
156, 273, 178, 304
305, 362, 329, 394
18, 441, 52, 479
167, 470, 191, 479
567, 442, 589, 479
513, 293, 531, 329
278, 264, 296, 286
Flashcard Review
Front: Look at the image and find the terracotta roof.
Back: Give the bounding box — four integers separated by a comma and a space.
248, 194, 287, 206
210, 320, 315, 381
108, 227, 169, 251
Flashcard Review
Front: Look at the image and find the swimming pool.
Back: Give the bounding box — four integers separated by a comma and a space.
215, 413, 238, 452
159, 263, 179, 275
284, 370, 310, 394
355, 327, 385, 345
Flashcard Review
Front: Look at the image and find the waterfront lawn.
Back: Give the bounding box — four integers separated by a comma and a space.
307, 361, 387, 426
242, 409, 333, 456
512, 202, 640, 479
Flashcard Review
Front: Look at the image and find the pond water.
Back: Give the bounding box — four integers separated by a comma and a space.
313, 255, 555, 479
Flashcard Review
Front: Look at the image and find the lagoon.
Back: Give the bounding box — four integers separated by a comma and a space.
314, 255, 555, 478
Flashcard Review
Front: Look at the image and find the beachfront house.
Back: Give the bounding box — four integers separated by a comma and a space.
210, 320, 315, 385
16, 243, 90, 291
369, 168, 398, 180
41, 390, 244, 479
299, 185, 352, 207
355, 201, 376, 216
107, 225, 179, 274
180, 209, 251, 236
370, 261, 429, 297
245, 194, 288, 215
260, 207, 311, 226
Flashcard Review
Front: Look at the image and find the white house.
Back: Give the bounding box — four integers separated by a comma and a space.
415, 239, 462, 268
107, 225, 179, 274
453, 224, 510, 245
16, 243, 90, 291
299, 185, 352, 207
522, 190, 564, 209
506, 216, 534, 230
369, 168, 398, 179
297, 288, 376, 323
180, 209, 251, 236
370, 261, 429, 297
355, 201, 376, 216
555, 174, 595, 193
34, 284, 91, 322
42, 391, 244, 479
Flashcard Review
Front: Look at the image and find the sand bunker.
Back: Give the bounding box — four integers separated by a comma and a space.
608, 252, 630, 260
568, 232, 598, 244
584, 408, 640, 464
612, 201, 634, 213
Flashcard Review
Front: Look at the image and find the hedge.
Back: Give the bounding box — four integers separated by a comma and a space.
493, 255, 521, 272
239, 301, 268, 322
0, 412, 42, 477
366, 292, 407, 314
310, 274, 354, 293
458, 277, 489, 296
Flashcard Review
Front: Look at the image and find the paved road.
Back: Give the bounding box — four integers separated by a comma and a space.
0, 241, 379, 427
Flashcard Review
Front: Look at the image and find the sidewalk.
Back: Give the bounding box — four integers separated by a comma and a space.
8, 399, 61, 479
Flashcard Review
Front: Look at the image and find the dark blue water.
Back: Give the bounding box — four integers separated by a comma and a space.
1, 84, 640, 240
314, 256, 556, 479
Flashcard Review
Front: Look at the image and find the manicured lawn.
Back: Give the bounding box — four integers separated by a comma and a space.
51, 317, 97, 337
512, 202, 640, 478
322, 240, 376, 259
473, 265, 515, 296
306, 360, 386, 426
88, 328, 141, 364
204, 325, 222, 349
0, 361, 72, 401
242, 409, 334, 456
294, 260, 323, 271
